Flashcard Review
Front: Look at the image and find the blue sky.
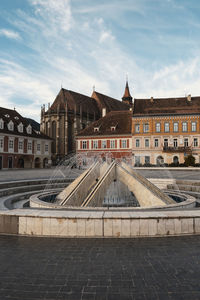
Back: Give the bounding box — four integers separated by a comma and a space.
1, 0, 200, 121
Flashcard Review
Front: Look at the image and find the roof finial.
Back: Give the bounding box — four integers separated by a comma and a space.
93, 85, 95, 92
61, 83, 63, 89
126, 73, 128, 83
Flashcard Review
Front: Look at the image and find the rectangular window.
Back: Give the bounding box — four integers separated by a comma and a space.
37, 143, 41, 151
28, 142, 32, 151
135, 124, 140, 133
135, 156, 140, 166
194, 138, 198, 147
182, 122, 187, 132
173, 122, 178, 132
145, 156, 150, 164
0, 138, 3, 149
18, 141, 23, 150
192, 122, 197, 132
155, 123, 161, 132
164, 122, 169, 132
110, 140, 115, 149
45, 144, 48, 152
82, 141, 87, 149
93, 140, 98, 149
184, 138, 188, 147
9, 140, 14, 149
122, 140, 127, 148
154, 139, 159, 148
145, 139, 149, 148
173, 139, 178, 148
143, 123, 149, 133
101, 140, 106, 148
164, 139, 168, 147
136, 139, 140, 148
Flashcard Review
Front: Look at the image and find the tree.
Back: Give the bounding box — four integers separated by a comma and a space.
184, 154, 195, 167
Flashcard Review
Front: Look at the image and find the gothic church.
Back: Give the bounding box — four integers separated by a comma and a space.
40, 83, 132, 164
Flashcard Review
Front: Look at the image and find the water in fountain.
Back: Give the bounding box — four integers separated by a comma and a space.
103, 179, 140, 207
42, 153, 93, 195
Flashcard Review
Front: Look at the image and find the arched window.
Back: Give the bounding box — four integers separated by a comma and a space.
0, 118, 4, 129
52, 121, 56, 153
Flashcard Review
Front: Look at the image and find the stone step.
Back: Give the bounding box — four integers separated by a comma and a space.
0, 178, 72, 190
167, 184, 200, 193
0, 182, 68, 197
2, 188, 62, 210
175, 180, 200, 186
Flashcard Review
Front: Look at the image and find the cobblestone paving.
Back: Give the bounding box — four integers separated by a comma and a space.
0, 235, 200, 300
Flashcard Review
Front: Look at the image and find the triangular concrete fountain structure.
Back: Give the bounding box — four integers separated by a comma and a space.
56, 162, 175, 208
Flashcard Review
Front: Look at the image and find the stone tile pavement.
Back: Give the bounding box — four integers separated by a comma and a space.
1, 168, 200, 183
0, 235, 200, 299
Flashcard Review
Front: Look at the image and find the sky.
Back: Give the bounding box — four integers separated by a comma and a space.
1, 0, 200, 121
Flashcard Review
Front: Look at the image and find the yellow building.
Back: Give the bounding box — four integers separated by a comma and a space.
132, 95, 200, 166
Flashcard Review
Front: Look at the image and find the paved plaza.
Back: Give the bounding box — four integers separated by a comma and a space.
1, 167, 200, 182
0, 235, 200, 300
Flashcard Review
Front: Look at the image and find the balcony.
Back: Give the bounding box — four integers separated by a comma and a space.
163, 146, 192, 153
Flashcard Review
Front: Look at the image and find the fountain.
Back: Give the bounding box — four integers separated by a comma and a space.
0, 153, 199, 238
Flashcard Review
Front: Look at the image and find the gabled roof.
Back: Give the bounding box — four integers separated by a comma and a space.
92, 91, 130, 113
77, 110, 132, 137
25, 118, 40, 131
49, 88, 100, 117
0, 107, 51, 139
133, 96, 200, 116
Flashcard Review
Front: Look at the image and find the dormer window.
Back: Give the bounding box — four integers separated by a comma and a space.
17, 122, 23, 133
0, 119, 4, 129
7, 120, 14, 131
14, 116, 19, 120
94, 127, 99, 132
111, 126, 116, 131
26, 125, 32, 134
4, 114, 10, 118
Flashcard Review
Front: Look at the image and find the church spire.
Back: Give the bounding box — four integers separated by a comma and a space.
122, 78, 133, 105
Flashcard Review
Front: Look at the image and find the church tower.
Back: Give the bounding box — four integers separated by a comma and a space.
122, 80, 133, 105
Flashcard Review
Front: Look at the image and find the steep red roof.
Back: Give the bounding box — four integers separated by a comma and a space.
122, 81, 132, 99
133, 96, 200, 116
49, 88, 99, 117
91, 91, 130, 113
77, 110, 132, 137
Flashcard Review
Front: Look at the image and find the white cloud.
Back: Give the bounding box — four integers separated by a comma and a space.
30, 0, 73, 32
99, 30, 115, 43
0, 29, 21, 40
1, 0, 200, 123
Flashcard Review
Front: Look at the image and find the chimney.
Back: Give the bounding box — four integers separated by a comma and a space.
150, 96, 154, 103
48, 102, 50, 110
187, 94, 191, 102
102, 107, 106, 117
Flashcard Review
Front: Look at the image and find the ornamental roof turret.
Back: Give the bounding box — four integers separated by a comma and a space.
122, 80, 133, 105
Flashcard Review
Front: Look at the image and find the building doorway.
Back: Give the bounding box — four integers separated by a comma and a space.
173, 156, 179, 166
18, 158, 24, 168
8, 157, 13, 169
34, 157, 41, 168
43, 158, 48, 168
